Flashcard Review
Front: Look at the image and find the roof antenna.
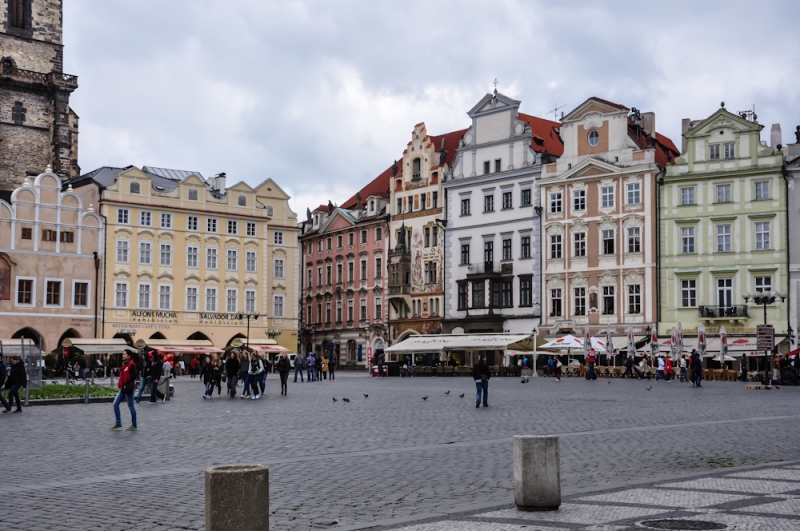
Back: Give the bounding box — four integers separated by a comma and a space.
547, 103, 566, 120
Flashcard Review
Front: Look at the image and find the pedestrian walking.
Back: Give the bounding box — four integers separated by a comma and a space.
553, 355, 562, 381
259, 354, 270, 394
277, 353, 291, 395
679, 354, 688, 382
472, 354, 491, 408
664, 356, 673, 382
135, 352, 154, 403
239, 351, 251, 399
111, 350, 138, 430
294, 352, 305, 382
188, 356, 199, 378
306, 352, 316, 382
209, 354, 223, 397
656, 355, 666, 381
248, 352, 264, 399
0, 357, 10, 413
328, 354, 336, 381
622, 355, 634, 378
740, 353, 748, 382
225, 352, 240, 398
690, 350, 703, 387
201, 355, 214, 398
321, 356, 329, 380
3, 356, 26, 413
586, 349, 597, 380
148, 351, 166, 403
377, 353, 384, 378
401, 360, 409, 378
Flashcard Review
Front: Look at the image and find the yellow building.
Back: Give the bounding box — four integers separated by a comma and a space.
70, 166, 298, 351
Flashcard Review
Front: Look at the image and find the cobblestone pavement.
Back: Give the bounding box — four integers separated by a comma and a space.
372, 461, 800, 531
1, 373, 799, 530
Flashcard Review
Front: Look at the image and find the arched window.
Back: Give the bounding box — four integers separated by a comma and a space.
412, 158, 421, 180
0, 254, 11, 301
369, 199, 375, 212
130, 182, 140, 194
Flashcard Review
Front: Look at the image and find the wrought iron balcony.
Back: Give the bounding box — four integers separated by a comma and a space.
698, 305, 749, 319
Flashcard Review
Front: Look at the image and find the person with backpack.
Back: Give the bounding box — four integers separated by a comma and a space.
472, 354, 491, 408
4, 356, 26, 413
248, 353, 264, 399
111, 350, 139, 430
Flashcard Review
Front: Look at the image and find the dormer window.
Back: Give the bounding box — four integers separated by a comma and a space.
369, 199, 375, 212
238, 195, 247, 206
130, 182, 140, 194
412, 158, 421, 180
188, 188, 198, 200
588, 130, 600, 147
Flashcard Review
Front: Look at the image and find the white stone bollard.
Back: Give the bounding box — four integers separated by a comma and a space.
513, 435, 561, 511
206, 464, 269, 531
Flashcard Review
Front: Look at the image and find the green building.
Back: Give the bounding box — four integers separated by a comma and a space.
659, 106, 788, 351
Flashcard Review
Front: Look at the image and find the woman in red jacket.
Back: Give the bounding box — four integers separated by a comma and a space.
112, 350, 139, 431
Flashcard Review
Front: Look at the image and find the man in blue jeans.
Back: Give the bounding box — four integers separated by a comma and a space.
294, 353, 305, 382
472, 354, 491, 408
111, 350, 138, 431
135, 352, 153, 403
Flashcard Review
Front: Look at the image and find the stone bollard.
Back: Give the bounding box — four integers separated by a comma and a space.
513, 435, 561, 511
206, 465, 269, 531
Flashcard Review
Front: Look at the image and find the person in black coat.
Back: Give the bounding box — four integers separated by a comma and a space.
690, 350, 703, 387
225, 352, 240, 398
276, 353, 291, 395
149, 351, 165, 403
0, 358, 10, 412
201, 355, 214, 398
472, 355, 491, 408
4, 356, 26, 413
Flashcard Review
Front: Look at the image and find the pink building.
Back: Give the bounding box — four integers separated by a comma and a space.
298, 167, 391, 367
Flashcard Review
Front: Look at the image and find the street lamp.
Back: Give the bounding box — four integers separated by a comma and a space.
531, 327, 538, 378
237, 311, 259, 348
743, 290, 787, 383
266, 329, 282, 339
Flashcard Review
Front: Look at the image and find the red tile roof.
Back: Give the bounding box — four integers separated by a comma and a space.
340, 162, 395, 209
518, 113, 564, 157
428, 128, 468, 167
312, 204, 328, 213
626, 119, 680, 168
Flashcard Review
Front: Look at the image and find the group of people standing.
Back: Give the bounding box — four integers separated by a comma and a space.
292, 352, 336, 383
198, 351, 294, 400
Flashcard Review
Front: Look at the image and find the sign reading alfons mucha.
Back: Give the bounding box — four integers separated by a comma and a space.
128, 310, 179, 324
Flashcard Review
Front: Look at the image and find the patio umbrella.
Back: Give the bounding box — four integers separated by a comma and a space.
670, 327, 678, 358
677, 322, 684, 359
717, 326, 729, 366
650, 324, 659, 358
627, 325, 636, 357
698, 323, 707, 357
606, 326, 614, 366
583, 326, 592, 353
539, 334, 585, 350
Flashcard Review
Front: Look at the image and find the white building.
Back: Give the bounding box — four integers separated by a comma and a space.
442, 91, 563, 361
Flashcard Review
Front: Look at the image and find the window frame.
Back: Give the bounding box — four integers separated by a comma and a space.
186, 285, 199, 312
681, 226, 695, 254
113, 281, 127, 309
626, 182, 641, 205
138, 282, 152, 309
159, 284, 173, 310
160, 213, 172, 229
159, 243, 172, 267
754, 221, 770, 250
680, 279, 697, 308
15, 276, 35, 307
72, 280, 90, 309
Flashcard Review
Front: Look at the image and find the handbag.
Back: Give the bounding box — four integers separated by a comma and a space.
222, 373, 227, 383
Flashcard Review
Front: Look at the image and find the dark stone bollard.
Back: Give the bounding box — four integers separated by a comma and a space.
206, 464, 269, 531
513, 435, 561, 511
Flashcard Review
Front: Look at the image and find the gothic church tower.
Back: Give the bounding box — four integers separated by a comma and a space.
0, 0, 79, 189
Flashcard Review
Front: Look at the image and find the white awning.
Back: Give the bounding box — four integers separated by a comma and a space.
0, 339, 43, 357
384, 334, 535, 354
133, 339, 224, 353
62, 338, 130, 355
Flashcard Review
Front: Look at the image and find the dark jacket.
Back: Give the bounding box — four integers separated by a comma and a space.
276, 356, 291, 374
150, 354, 163, 380
472, 360, 491, 381
6, 360, 26, 389
201, 363, 216, 384
690, 353, 703, 372
0, 361, 6, 388
225, 358, 240, 377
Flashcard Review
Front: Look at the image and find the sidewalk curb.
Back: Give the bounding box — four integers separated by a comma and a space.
26, 396, 116, 406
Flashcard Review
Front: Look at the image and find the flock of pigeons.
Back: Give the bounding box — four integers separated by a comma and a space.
332, 390, 466, 403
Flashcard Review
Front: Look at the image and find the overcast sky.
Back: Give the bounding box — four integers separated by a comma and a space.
65, 1, 800, 217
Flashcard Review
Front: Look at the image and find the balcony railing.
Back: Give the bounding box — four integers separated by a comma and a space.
1, 66, 78, 89
389, 285, 411, 295
698, 305, 749, 319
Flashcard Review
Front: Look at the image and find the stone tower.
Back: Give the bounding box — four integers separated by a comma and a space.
0, 0, 79, 190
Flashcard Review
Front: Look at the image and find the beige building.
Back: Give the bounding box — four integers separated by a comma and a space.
70, 166, 299, 351
539, 97, 679, 337
0, 168, 104, 350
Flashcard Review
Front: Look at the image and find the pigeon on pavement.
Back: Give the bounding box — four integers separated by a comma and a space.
343, 398, 350, 402
459, 393, 465, 398
332, 397, 337, 402
445, 390, 450, 395
363, 394, 369, 398
646, 386, 652, 391
422, 396, 428, 401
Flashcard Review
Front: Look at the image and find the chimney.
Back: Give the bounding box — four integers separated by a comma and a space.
681, 118, 692, 153
641, 112, 656, 138
770, 124, 782, 150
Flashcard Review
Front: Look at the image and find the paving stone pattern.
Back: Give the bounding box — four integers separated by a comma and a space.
0, 374, 798, 530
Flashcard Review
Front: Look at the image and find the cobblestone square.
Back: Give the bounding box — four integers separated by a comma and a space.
1, 373, 798, 530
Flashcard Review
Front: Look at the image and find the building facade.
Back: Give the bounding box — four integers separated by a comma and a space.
539, 97, 679, 336
660, 106, 788, 344
442, 91, 563, 342
298, 170, 390, 366
71, 165, 298, 351
786, 129, 800, 348
386, 123, 464, 351
0, 168, 103, 350
0, 0, 79, 189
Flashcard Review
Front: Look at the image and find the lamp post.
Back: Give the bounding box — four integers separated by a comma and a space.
237, 311, 260, 348
532, 327, 538, 377
743, 290, 786, 383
